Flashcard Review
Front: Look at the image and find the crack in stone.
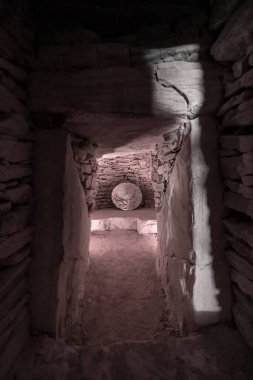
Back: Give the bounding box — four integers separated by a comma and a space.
169, 254, 213, 270
154, 69, 191, 117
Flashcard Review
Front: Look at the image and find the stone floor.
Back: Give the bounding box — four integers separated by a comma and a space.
17, 230, 253, 380
18, 324, 253, 380
67, 230, 169, 345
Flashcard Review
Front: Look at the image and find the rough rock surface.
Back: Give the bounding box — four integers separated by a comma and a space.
211, 0, 253, 62
111, 182, 143, 211
211, 0, 253, 350
18, 324, 253, 380
0, 2, 34, 378
157, 118, 231, 335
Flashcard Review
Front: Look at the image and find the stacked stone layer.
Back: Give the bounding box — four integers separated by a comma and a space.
211, 0, 253, 349
95, 153, 154, 209
0, 1, 34, 378
151, 127, 184, 211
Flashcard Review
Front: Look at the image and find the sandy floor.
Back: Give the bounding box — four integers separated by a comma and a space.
67, 230, 171, 345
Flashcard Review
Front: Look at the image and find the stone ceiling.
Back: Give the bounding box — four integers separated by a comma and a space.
31, 0, 210, 39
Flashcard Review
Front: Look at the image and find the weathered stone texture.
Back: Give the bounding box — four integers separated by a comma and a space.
157, 118, 231, 335
211, 0, 253, 349
31, 130, 90, 338
0, 2, 34, 377
211, 1, 253, 62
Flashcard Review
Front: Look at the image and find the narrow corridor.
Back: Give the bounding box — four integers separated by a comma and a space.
68, 230, 171, 345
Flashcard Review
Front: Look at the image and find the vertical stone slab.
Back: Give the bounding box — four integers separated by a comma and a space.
31, 130, 90, 338
58, 136, 90, 335
31, 130, 66, 336
157, 118, 231, 334
190, 117, 231, 328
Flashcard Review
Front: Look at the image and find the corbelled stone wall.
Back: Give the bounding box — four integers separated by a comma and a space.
151, 127, 184, 211
0, 1, 34, 378
210, 0, 253, 349
95, 153, 154, 209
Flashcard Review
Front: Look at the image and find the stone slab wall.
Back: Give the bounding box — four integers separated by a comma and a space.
210, 0, 253, 349
157, 117, 231, 335
95, 153, 154, 209
0, 1, 34, 378
30, 130, 90, 339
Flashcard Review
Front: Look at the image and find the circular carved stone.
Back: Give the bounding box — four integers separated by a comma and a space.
111, 182, 142, 211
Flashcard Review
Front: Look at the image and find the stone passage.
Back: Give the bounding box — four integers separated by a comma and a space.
67, 230, 170, 345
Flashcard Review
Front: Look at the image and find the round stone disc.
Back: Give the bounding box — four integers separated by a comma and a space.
111, 182, 142, 210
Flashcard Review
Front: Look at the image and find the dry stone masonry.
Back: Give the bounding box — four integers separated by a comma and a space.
210, 0, 253, 349
0, 1, 34, 378
151, 127, 185, 211
96, 153, 154, 209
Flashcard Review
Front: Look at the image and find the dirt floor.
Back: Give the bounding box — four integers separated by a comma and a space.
18, 230, 253, 379
67, 230, 171, 345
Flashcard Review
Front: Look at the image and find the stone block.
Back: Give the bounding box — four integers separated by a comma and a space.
137, 219, 157, 234
0, 277, 26, 320
225, 68, 253, 97
0, 245, 31, 265
211, 1, 253, 62
1, 183, 32, 204
0, 316, 29, 380
0, 57, 27, 83
0, 139, 32, 163
233, 302, 253, 349
224, 219, 253, 249
224, 191, 253, 219
226, 234, 253, 266
0, 257, 30, 299
217, 90, 253, 117
0, 164, 31, 182
0, 84, 25, 115
0, 115, 29, 139
0, 226, 33, 260
220, 153, 253, 179
209, 0, 241, 31
0, 205, 32, 236
226, 250, 253, 281
231, 269, 253, 299
219, 135, 253, 153
232, 57, 249, 79
0, 294, 29, 335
